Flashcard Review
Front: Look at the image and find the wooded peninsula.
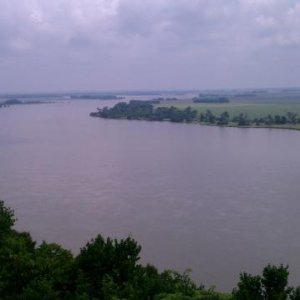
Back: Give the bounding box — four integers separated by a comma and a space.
90, 100, 300, 129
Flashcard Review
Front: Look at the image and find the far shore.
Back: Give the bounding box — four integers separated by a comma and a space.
92, 115, 300, 131
90, 100, 300, 131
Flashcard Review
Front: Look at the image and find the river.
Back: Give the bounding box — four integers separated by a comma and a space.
0, 100, 300, 291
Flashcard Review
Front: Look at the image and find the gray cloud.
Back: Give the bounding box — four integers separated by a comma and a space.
0, 0, 300, 92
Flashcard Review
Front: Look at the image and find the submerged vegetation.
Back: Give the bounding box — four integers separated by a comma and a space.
1, 200, 300, 300
90, 100, 300, 129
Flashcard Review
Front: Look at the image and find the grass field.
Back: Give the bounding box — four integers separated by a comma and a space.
156, 101, 300, 119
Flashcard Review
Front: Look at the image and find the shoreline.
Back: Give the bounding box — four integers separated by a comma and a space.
90, 100, 300, 131
90, 115, 300, 131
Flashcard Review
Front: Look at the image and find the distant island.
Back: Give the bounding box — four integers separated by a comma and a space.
1, 99, 23, 106
0, 98, 49, 108
71, 95, 124, 100
90, 100, 300, 130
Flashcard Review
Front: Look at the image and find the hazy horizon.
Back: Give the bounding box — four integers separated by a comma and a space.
2, 86, 300, 97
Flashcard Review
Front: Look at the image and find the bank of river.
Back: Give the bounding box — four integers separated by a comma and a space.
91, 100, 300, 131
198, 122, 300, 131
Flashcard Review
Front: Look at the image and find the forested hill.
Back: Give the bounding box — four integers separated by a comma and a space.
1, 200, 300, 300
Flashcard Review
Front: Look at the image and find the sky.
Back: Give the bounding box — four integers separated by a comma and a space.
1, 0, 300, 92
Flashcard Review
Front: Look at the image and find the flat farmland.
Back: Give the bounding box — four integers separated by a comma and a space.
156, 101, 300, 119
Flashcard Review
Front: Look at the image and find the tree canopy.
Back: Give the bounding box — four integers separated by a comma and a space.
0, 200, 299, 300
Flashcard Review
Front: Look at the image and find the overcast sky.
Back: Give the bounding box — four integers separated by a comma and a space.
1, 0, 300, 92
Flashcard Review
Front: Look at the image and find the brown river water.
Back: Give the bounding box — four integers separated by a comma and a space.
0, 100, 300, 291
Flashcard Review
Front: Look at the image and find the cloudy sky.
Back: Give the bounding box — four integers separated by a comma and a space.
1, 0, 300, 92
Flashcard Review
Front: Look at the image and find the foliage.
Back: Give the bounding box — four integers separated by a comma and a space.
90, 100, 198, 123
76, 234, 142, 299
233, 265, 297, 300
90, 100, 300, 128
0, 200, 16, 240
233, 273, 263, 300
0, 200, 299, 300
157, 288, 233, 300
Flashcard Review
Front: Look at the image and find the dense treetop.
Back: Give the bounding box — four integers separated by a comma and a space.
90, 100, 197, 123
0, 200, 299, 299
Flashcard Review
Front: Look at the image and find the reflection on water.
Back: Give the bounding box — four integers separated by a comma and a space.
0, 100, 300, 291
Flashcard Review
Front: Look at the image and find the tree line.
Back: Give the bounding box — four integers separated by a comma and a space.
193, 97, 230, 103
90, 101, 197, 123
199, 110, 300, 126
90, 101, 300, 127
1, 200, 300, 300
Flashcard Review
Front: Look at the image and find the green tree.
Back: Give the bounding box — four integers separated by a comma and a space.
217, 112, 230, 125
0, 200, 16, 241
31, 242, 77, 299
291, 286, 300, 300
286, 112, 298, 124
233, 272, 263, 300
236, 113, 250, 126
76, 235, 141, 299
262, 264, 292, 300
205, 110, 216, 123
0, 231, 36, 299
233, 265, 294, 300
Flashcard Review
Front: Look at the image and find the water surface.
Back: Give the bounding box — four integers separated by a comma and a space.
0, 100, 300, 290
